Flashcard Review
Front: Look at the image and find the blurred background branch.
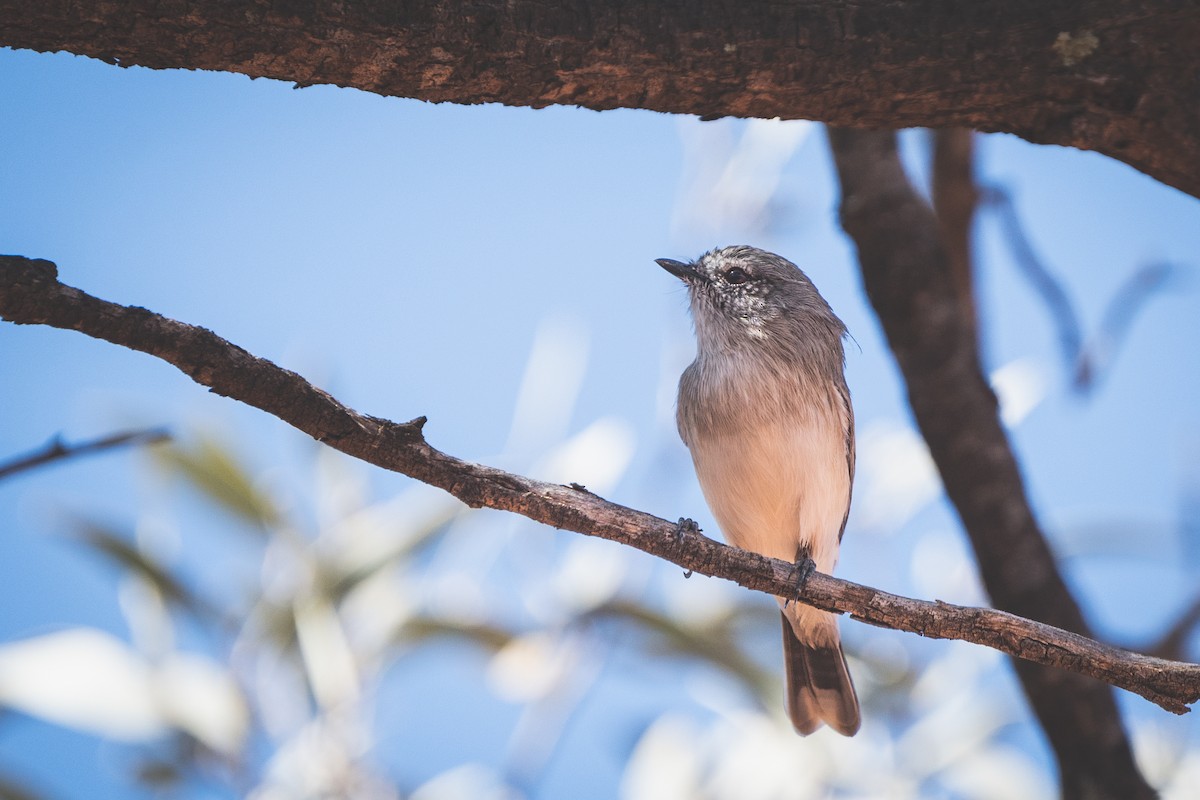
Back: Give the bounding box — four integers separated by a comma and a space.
980, 185, 1181, 393
0, 428, 169, 481
827, 127, 1156, 800
1148, 592, 1200, 663
931, 128, 980, 341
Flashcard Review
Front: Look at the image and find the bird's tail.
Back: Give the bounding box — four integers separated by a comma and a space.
781, 610, 860, 736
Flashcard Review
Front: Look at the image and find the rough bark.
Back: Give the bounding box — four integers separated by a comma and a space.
1, 1, 1199, 199
828, 128, 1155, 799
1, 254, 1198, 718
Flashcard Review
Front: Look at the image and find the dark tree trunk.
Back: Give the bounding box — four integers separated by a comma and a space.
828, 128, 1156, 800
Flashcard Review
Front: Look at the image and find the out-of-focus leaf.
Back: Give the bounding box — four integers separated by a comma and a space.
152, 438, 279, 531
68, 519, 228, 628
486, 631, 587, 704
582, 600, 775, 703
551, 537, 629, 613
156, 653, 250, 755
0, 772, 54, 800
323, 514, 456, 604
251, 718, 401, 800
397, 615, 517, 653
620, 714, 704, 800
294, 598, 361, 710
533, 416, 636, 496
0, 628, 249, 756
0, 628, 164, 740
319, 491, 465, 605
135, 759, 184, 789
324, 555, 397, 605
241, 600, 301, 652
411, 763, 521, 800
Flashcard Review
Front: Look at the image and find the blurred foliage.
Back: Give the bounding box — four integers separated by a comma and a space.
67, 518, 230, 630
0, 432, 1053, 800
0, 433, 816, 799
151, 437, 281, 531
0, 774, 49, 800
1, 417, 1197, 798
580, 599, 777, 704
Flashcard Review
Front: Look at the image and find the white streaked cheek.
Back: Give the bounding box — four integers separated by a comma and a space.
745, 319, 769, 339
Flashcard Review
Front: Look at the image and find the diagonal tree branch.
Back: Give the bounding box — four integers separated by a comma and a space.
981, 183, 1086, 376
1, 254, 1199, 718
1, 1, 1198, 199
0, 428, 170, 481
931, 128, 980, 341
982, 184, 1180, 393
827, 128, 1154, 799
1147, 590, 1200, 663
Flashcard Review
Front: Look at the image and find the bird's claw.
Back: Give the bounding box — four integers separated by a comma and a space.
784, 556, 817, 608
674, 517, 700, 543
674, 518, 700, 577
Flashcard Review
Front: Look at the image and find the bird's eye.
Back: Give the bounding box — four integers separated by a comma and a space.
723, 267, 751, 285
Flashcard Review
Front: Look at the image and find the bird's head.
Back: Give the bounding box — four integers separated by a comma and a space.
657, 245, 845, 359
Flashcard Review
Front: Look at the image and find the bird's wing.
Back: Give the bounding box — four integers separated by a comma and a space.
836, 379, 855, 542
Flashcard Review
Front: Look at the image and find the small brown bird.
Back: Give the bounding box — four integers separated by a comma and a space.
659, 245, 860, 736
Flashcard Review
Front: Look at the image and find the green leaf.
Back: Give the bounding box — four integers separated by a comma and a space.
582, 599, 776, 704
397, 615, 517, 653
0, 772, 53, 800
68, 519, 227, 627
152, 438, 279, 531
322, 512, 459, 604
134, 759, 183, 789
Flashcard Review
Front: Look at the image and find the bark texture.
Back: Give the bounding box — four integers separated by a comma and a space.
1, 254, 1198, 718
828, 128, 1155, 800
1, 1, 1199, 198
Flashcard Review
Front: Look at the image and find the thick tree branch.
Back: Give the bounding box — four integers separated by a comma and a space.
827, 128, 1153, 799
1, 1, 1199, 199
1, 254, 1198, 718
931, 129, 979, 339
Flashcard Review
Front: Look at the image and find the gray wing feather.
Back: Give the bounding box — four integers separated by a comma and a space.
836, 379, 855, 542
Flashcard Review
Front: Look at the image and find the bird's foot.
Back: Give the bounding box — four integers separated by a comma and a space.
673, 518, 701, 578
673, 517, 700, 543
784, 556, 817, 608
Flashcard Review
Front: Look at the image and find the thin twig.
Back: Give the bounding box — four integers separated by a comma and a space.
1075, 260, 1177, 390
980, 184, 1084, 374
1, 255, 1198, 714
1147, 591, 1200, 662
980, 186, 1179, 393
0, 427, 170, 481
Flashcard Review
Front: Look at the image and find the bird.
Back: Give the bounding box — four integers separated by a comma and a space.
658, 245, 860, 736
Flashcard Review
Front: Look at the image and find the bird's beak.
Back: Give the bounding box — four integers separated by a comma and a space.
656, 258, 698, 281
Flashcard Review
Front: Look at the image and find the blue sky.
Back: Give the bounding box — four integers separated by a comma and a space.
2, 46, 1200, 799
